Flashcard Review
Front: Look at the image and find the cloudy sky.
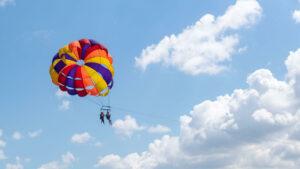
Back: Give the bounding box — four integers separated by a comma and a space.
1, 0, 300, 168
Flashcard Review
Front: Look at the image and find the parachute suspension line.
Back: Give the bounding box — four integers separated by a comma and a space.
108, 88, 111, 107
111, 109, 178, 125
104, 90, 111, 113
111, 106, 179, 124
85, 97, 102, 107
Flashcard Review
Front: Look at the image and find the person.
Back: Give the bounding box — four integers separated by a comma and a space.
106, 112, 112, 125
100, 112, 105, 124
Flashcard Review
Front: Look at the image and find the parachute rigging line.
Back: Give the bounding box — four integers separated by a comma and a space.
111, 106, 179, 124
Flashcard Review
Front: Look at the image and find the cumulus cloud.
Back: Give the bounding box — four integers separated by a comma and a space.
94, 136, 181, 169
0, 150, 6, 160
71, 132, 92, 144
94, 154, 122, 168
238, 46, 248, 53
71, 132, 102, 147
56, 90, 71, 111
28, 129, 42, 138
95, 48, 300, 169
113, 115, 145, 137
135, 0, 262, 75
252, 109, 293, 125
0, 140, 6, 147
293, 10, 300, 23
59, 100, 70, 111
0, 130, 6, 148
61, 152, 75, 164
38, 152, 75, 169
6, 157, 23, 169
0, 0, 15, 7
56, 90, 70, 99
12, 132, 22, 140
293, 0, 300, 23
148, 125, 171, 134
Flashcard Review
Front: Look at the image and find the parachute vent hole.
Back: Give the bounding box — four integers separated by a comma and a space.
77, 59, 85, 66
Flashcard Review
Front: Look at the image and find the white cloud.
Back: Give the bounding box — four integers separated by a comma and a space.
286, 49, 300, 79
28, 129, 42, 138
0, 129, 2, 137
38, 152, 75, 169
95, 141, 102, 147
56, 90, 70, 99
0, 140, 6, 147
0, 0, 15, 7
135, 0, 262, 75
71, 132, 101, 147
252, 109, 275, 124
71, 132, 92, 144
6, 157, 23, 169
293, 10, 300, 23
94, 154, 122, 168
148, 124, 171, 134
56, 90, 71, 111
61, 152, 75, 164
38, 162, 60, 169
12, 132, 22, 140
0, 150, 6, 160
59, 100, 70, 111
252, 109, 294, 125
113, 115, 145, 137
95, 48, 300, 169
293, 0, 300, 23
94, 136, 181, 169
238, 46, 248, 53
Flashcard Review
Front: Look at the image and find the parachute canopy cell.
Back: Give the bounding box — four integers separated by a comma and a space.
49, 39, 114, 97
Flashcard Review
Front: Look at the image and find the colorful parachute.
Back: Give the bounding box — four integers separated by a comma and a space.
49, 39, 114, 97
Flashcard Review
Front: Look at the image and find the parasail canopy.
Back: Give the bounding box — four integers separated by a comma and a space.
50, 39, 114, 97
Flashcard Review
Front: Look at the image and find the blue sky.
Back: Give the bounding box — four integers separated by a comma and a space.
1, 0, 300, 168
